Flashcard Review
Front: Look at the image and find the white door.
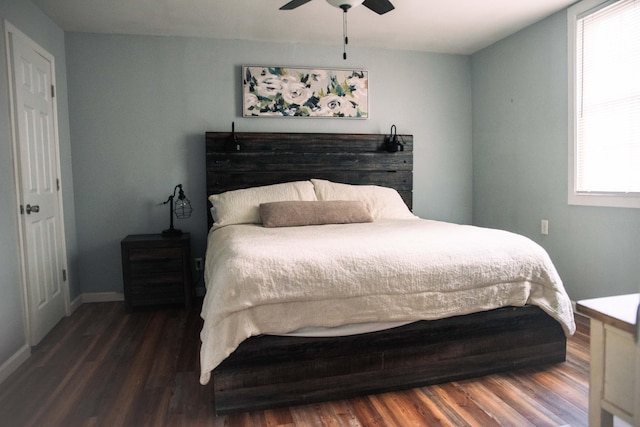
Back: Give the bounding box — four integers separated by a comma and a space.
6, 23, 68, 345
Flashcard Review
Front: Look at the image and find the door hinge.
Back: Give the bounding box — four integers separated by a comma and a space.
51, 85, 55, 98
62, 269, 67, 281
57, 178, 60, 191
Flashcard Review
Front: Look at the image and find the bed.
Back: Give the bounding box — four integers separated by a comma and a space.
202, 131, 576, 414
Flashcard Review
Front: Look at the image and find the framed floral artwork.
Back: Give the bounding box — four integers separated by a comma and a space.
242, 66, 368, 118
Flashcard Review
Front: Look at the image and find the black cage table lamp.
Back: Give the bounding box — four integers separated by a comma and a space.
162, 184, 192, 236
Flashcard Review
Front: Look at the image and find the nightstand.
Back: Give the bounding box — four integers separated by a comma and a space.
121, 233, 193, 312
576, 293, 640, 427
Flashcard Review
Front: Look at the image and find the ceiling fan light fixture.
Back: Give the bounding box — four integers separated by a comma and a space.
326, 0, 364, 11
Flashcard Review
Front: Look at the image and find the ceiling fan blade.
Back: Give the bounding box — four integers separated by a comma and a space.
362, 0, 394, 14
280, 0, 314, 10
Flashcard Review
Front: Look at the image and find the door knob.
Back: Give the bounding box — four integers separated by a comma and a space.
25, 204, 40, 214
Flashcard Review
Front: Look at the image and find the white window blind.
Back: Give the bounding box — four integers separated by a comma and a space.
575, 0, 640, 195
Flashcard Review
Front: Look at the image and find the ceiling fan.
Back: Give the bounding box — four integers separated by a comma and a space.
280, 0, 396, 59
280, 0, 395, 15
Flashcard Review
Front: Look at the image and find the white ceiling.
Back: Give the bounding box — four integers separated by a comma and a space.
31, 0, 577, 55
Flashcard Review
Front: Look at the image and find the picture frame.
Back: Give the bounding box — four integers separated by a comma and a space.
242, 66, 369, 118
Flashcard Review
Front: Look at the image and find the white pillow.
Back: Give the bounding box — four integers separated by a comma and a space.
209, 181, 317, 228
311, 179, 416, 220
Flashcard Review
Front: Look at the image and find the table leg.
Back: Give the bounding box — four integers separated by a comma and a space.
589, 320, 614, 427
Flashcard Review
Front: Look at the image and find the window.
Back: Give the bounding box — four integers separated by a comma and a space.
568, 0, 640, 208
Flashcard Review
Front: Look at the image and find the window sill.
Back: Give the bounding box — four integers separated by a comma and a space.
568, 192, 640, 209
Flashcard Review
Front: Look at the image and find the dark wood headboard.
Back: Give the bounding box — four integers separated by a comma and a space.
205, 132, 413, 229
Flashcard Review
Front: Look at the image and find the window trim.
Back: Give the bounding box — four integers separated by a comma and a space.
567, 0, 640, 209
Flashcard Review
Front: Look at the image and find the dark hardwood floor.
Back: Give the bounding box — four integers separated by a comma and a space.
0, 301, 590, 426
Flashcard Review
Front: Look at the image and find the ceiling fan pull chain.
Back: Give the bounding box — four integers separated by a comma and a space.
343, 9, 348, 59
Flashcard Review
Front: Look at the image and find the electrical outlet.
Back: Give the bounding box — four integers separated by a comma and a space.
541, 219, 549, 235
195, 258, 203, 271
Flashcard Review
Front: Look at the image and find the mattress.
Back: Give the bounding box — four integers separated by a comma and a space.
199, 218, 576, 385
276, 320, 413, 337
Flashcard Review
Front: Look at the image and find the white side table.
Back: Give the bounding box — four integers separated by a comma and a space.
576, 294, 639, 427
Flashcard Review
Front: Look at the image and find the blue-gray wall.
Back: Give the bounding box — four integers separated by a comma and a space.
0, 0, 77, 372
64, 34, 472, 295
471, 10, 640, 301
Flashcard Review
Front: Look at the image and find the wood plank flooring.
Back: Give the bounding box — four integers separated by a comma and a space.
0, 301, 590, 426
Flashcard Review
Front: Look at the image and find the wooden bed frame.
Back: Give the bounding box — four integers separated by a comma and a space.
204, 131, 567, 414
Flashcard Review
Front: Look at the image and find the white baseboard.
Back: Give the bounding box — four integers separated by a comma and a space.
69, 294, 83, 313
0, 344, 30, 385
81, 292, 124, 303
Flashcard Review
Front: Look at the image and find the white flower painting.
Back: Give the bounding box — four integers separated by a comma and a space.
242, 66, 368, 118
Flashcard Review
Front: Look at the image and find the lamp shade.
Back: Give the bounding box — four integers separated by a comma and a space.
174, 188, 192, 219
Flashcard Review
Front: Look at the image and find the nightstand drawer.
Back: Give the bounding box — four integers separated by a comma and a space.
130, 277, 185, 302
129, 247, 182, 262
129, 248, 183, 274
130, 273, 185, 290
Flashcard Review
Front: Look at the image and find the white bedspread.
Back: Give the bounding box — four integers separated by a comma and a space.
199, 219, 576, 385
